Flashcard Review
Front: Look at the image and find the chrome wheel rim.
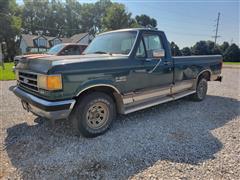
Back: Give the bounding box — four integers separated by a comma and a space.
86, 102, 109, 129
198, 81, 207, 99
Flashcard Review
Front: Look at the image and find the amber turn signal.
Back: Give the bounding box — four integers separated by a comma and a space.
38, 74, 62, 90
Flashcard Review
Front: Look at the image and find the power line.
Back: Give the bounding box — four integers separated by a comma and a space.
154, 10, 213, 27
167, 30, 212, 37
212, 12, 221, 45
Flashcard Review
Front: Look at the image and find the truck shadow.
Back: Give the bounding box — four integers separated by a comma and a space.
4, 95, 239, 179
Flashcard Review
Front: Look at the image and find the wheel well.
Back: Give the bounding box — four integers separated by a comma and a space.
198, 71, 211, 82
75, 86, 123, 113
77, 86, 115, 100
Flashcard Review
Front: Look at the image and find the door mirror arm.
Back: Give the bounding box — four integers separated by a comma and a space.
148, 58, 162, 74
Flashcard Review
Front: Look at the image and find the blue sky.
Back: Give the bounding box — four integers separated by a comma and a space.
117, 0, 239, 48
16, 0, 239, 48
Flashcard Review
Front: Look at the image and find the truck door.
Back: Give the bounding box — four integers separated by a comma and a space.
130, 32, 173, 92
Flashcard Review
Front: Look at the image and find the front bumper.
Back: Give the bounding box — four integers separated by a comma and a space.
13, 87, 76, 120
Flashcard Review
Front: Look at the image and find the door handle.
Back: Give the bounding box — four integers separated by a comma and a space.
163, 61, 172, 65
146, 58, 153, 61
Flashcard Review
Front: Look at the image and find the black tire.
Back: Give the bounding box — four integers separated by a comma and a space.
71, 92, 116, 137
190, 78, 208, 101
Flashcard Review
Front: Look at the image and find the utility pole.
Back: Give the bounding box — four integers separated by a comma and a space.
213, 12, 221, 46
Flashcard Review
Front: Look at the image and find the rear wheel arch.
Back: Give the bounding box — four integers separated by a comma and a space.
197, 70, 211, 82
192, 69, 211, 91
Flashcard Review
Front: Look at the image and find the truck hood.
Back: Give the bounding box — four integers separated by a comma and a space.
14, 54, 54, 61
16, 54, 128, 74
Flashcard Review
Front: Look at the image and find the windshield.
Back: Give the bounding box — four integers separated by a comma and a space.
47, 44, 64, 55
84, 31, 137, 55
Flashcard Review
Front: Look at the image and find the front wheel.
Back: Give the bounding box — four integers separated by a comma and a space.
190, 78, 208, 101
71, 92, 116, 137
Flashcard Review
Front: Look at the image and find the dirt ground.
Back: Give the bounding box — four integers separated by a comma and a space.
1, 68, 239, 179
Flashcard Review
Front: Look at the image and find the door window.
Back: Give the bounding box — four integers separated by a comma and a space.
143, 34, 163, 58
63, 45, 81, 55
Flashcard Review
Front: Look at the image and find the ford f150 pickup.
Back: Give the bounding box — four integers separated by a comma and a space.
13, 28, 223, 137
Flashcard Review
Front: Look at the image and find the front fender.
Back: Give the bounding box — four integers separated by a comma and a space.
73, 79, 121, 97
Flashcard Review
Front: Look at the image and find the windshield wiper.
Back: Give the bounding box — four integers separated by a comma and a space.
92, 51, 112, 55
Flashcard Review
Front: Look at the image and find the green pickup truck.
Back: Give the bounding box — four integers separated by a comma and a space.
13, 28, 223, 137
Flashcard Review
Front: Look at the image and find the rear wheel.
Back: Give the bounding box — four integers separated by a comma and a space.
190, 78, 208, 101
71, 92, 116, 137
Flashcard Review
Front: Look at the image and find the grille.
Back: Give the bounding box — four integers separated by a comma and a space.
18, 71, 38, 92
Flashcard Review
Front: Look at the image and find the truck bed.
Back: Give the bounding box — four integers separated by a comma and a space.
173, 55, 222, 82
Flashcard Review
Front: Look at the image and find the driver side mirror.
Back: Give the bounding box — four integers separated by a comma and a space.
153, 49, 165, 58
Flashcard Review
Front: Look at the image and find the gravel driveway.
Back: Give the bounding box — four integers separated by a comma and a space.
1, 68, 239, 179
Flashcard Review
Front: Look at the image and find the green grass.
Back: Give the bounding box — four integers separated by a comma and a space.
0, 63, 15, 80
223, 62, 240, 65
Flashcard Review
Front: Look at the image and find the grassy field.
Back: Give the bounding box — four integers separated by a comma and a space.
0, 63, 15, 80
224, 62, 240, 65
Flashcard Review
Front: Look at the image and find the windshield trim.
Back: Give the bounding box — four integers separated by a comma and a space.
84, 30, 139, 57
127, 30, 139, 56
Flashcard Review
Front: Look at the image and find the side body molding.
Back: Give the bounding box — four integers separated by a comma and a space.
76, 84, 121, 96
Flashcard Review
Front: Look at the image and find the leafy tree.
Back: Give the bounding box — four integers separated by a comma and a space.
22, 0, 83, 37
63, 0, 84, 36
206, 41, 221, 55
93, 0, 112, 33
2, 0, 238, 63
211, 46, 221, 55
102, 3, 133, 31
220, 41, 229, 53
170, 42, 182, 56
191, 41, 209, 55
22, 0, 50, 35
206, 41, 215, 54
223, 43, 240, 62
181, 47, 191, 56
192, 40, 224, 55
135, 14, 157, 28
0, 0, 22, 60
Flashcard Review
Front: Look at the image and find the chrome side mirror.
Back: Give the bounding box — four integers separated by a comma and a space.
153, 49, 165, 58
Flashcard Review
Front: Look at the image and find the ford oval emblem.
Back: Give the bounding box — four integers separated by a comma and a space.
23, 78, 28, 83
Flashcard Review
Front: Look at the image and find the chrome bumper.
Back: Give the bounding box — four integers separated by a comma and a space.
13, 87, 76, 120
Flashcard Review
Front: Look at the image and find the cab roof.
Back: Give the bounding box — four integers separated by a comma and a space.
99, 28, 163, 35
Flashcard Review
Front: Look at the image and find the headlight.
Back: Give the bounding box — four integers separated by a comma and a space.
38, 74, 62, 90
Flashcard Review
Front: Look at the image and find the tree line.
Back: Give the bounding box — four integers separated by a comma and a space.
170, 41, 240, 62
0, 0, 157, 60
0, 0, 239, 62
